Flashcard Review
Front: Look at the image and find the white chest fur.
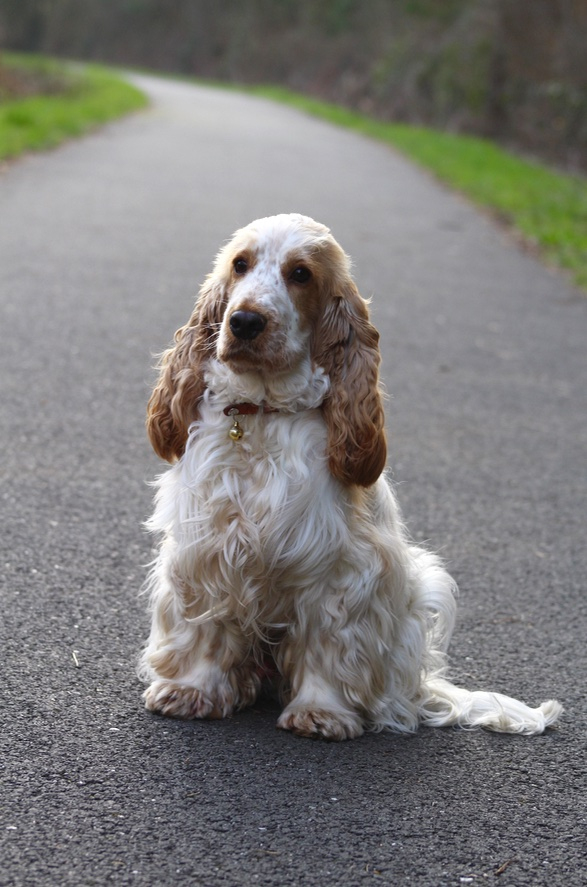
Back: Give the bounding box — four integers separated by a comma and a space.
148, 361, 353, 630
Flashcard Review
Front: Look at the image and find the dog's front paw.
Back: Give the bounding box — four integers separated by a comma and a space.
144, 680, 231, 720
277, 706, 364, 741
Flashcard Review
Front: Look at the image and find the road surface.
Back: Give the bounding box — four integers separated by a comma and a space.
1, 73, 585, 886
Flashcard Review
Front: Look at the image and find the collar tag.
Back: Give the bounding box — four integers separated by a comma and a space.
223, 403, 278, 441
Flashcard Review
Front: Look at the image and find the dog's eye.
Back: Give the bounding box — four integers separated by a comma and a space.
289, 266, 312, 284
233, 257, 248, 275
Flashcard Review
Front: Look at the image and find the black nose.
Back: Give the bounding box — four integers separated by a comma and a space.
229, 310, 267, 341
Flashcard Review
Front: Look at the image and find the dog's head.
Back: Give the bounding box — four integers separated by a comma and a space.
147, 214, 387, 486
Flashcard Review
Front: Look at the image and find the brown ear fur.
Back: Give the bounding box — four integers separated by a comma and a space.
314, 278, 387, 487
146, 278, 226, 462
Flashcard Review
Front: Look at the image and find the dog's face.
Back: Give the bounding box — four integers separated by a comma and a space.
148, 213, 387, 486
213, 215, 344, 375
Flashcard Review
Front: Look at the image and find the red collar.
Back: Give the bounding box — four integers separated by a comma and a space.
223, 403, 280, 416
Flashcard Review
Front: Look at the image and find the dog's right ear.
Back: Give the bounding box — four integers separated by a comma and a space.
314, 272, 387, 488
146, 276, 226, 462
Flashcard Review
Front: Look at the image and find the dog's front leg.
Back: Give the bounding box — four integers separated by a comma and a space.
141, 554, 260, 720
277, 677, 365, 741
143, 625, 260, 721
276, 628, 366, 741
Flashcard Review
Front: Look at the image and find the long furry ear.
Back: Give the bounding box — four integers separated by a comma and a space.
146, 277, 226, 462
314, 278, 387, 487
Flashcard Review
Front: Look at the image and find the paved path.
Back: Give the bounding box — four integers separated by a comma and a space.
1, 73, 585, 886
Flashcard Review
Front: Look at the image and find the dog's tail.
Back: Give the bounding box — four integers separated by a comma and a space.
418, 677, 562, 735
411, 547, 563, 736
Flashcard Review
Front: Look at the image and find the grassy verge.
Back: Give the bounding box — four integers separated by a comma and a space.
2, 58, 584, 290
0, 53, 147, 162
248, 85, 587, 290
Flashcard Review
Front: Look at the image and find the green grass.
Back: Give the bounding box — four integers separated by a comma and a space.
0, 53, 147, 162
2, 58, 584, 290
248, 85, 587, 290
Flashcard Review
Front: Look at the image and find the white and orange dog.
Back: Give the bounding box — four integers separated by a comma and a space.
140, 213, 561, 740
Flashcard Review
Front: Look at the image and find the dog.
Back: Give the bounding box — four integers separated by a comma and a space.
139, 213, 562, 740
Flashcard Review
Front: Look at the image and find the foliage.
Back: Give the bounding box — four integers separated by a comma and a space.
248, 85, 587, 290
0, 53, 147, 161
1, 49, 584, 292
1, 0, 586, 171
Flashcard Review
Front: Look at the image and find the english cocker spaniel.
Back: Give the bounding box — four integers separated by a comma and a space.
140, 213, 562, 740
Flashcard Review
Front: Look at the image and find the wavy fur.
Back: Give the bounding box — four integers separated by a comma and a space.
147, 276, 227, 462
140, 213, 562, 740
315, 277, 387, 487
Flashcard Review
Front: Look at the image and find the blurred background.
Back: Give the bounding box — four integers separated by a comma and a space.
0, 0, 586, 173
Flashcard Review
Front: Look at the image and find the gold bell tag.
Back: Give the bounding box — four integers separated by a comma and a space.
229, 418, 244, 441
227, 408, 244, 441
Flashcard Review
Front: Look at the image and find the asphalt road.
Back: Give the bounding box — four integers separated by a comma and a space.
1, 73, 585, 886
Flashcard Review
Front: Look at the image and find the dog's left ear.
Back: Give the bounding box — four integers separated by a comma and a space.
314, 276, 387, 487
146, 276, 226, 462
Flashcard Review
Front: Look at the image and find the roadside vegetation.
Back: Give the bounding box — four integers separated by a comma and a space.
0, 53, 147, 162
1, 52, 584, 292
250, 86, 587, 291
4, 0, 585, 173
